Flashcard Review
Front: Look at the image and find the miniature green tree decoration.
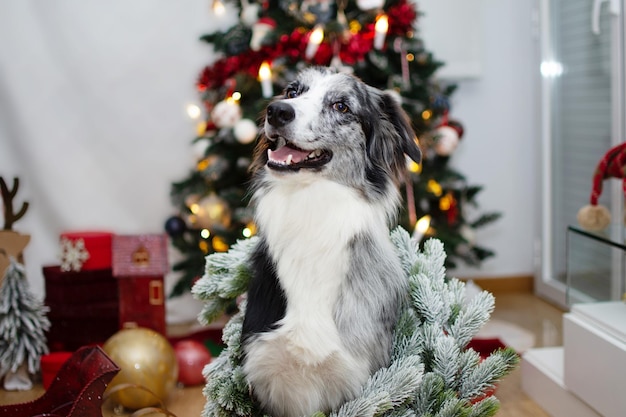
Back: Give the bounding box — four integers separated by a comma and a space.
0, 258, 50, 390
193, 231, 518, 417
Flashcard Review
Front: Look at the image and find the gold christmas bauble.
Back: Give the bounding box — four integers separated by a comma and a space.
103, 327, 178, 410
194, 194, 232, 231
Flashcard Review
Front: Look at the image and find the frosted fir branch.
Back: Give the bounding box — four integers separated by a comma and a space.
390, 227, 419, 276
467, 397, 500, 417
391, 310, 423, 362
431, 335, 461, 389
193, 238, 256, 325
412, 239, 447, 290
202, 358, 253, 417
441, 278, 465, 325
433, 397, 465, 417
197, 298, 234, 325
413, 373, 445, 416
331, 355, 424, 417
192, 237, 257, 302
447, 291, 494, 348
196, 232, 517, 417
408, 273, 446, 324
458, 348, 519, 401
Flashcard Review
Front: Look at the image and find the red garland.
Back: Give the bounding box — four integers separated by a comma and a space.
197, 0, 418, 92
387, 0, 418, 36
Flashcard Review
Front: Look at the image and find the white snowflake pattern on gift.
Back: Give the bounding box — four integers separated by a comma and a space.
59, 237, 90, 272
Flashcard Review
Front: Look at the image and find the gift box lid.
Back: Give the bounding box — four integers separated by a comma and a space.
59, 231, 114, 272
112, 234, 168, 277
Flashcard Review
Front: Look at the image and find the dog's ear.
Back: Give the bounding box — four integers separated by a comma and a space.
380, 92, 422, 164
365, 89, 421, 186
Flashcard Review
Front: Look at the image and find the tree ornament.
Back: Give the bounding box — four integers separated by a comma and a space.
356, 0, 385, 11
173, 340, 212, 386
240, 0, 261, 26
250, 17, 277, 51
103, 327, 178, 410
193, 194, 232, 232
165, 216, 187, 237
460, 224, 476, 245
191, 138, 211, 160
211, 99, 242, 128
433, 125, 460, 156
234, 118, 259, 144
0, 258, 50, 391
434, 118, 464, 157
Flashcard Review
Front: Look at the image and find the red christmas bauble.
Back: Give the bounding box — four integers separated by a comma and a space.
174, 340, 212, 386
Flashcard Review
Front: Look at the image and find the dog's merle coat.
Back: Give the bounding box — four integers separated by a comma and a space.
242, 68, 422, 417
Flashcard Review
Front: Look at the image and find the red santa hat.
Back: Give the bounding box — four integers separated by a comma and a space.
577, 142, 626, 230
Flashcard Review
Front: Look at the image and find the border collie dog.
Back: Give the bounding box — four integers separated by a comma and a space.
242, 67, 422, 417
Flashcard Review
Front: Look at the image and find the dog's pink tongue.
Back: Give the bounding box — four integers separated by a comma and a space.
268, 146, 309, 164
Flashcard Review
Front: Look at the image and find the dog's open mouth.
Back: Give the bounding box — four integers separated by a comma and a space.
267, 140, 332, 171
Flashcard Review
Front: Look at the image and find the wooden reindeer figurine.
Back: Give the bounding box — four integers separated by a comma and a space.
0, 177, 30, 286
0, 176, 49, 391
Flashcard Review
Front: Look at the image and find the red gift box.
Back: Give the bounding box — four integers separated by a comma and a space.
112, 234, 168, 276
40, 351, 73, 389
60, 231, 113, 271
43, 266, 120, 351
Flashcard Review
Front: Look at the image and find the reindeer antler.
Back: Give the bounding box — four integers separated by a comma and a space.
1, 177, 30, 230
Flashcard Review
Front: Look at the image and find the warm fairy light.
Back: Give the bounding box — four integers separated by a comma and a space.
199, 241, 209, 253
305, 25, 324, 59
190, 203, 200, 214
427, 179, 442, 196
439, 193, 453, 211
196, 158, 210, 171
349, 20, 361, 34
412, 215, 431, 241
406, 53, 415, 62
186, 104, 201, 119
212, 0, 225, 15
212, 236, 229, 252
374, 14, 389, 50
242, 222, 257, 238
196, 121, 207, 136
408, 160, 421, 173
226, 92, 241, 104
200, 229, 211, 239
421, 109, 432, 120
258, 61, 273, 98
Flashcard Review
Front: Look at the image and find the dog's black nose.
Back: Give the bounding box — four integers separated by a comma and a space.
266, 102, 295, 128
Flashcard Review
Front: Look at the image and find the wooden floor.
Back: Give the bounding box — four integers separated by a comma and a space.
0, 291, 564, 417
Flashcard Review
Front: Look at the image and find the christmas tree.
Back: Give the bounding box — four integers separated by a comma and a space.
193, 232, 518, 417
166, 0, 500, 296
0, 258, 50, 390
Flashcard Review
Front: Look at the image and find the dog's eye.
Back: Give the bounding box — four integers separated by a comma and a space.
285, 89, 299, 99
333, 102, 350, 113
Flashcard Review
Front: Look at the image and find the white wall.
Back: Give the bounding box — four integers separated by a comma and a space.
447, 0, 539, 279
0, 0, 538, 311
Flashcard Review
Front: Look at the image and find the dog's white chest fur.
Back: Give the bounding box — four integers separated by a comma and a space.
245, 177, 389, 416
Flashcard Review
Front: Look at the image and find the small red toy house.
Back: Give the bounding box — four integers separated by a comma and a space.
112, 234, 168, 335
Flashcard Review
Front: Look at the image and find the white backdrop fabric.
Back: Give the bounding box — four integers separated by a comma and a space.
0, 0, 238, 323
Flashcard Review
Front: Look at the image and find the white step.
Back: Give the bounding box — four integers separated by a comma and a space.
563, 302, 626, 417
521, 347, 600, 417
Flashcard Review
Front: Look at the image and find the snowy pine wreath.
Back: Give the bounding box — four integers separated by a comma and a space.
192, 228, 518, 417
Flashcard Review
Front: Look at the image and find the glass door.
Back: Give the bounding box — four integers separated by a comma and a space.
537, 0, 625, 308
